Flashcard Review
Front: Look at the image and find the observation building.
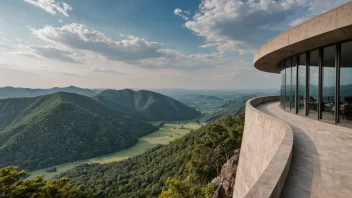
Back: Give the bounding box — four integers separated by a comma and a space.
233, 2, 352, 198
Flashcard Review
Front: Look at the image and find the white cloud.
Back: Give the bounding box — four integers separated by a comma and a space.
174, 8, 190, 20
217, 66, 250, 78
0, 35, 13, 50
139, 49, 225, 70
289, 17, 309, 27
27, 23, 223, 70
58, 19, 64, 23
13, 45, 80, 63
307, 0, 349, 15
16, 38, 21, 42
30, 45, 81, 63
181, 0, 350, 54
92, 68, 127, 75
24, 0, 72, 17
183, 0, 301, 53
199, 40, 254, 55
31, 23, 164, 61
288, 0, 349, 27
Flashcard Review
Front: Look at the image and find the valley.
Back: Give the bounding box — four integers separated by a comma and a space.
27, 122, 202, 180
0, 86, 271, 197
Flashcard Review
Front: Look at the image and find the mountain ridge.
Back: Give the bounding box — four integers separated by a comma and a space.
0, 86, 97, 99
95, 89, 201, 121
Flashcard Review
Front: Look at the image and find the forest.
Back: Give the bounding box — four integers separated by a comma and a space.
60, 114, 245, 198
0, 166, 88, 198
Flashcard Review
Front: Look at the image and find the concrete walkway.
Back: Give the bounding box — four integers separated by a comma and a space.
257, 102, 352, 198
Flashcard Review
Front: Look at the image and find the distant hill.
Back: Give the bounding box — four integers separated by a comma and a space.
192, 94, 223, 101
0, 86, 97, 99
0, 92, 157, 171
199, 95, 256, 123
95, 89, 201, 121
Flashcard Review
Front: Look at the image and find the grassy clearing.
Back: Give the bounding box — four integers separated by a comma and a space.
27, 122, 201, 180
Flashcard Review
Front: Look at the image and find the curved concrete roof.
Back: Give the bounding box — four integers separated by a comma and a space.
254, 2, 352, 74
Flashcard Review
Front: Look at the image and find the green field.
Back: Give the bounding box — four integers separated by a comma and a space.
27, 122, 202, 180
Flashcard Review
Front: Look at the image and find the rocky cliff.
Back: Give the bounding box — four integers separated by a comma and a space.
212, 150, 239, 198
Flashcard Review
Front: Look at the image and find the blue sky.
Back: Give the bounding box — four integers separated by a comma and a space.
0, 0, 349, 89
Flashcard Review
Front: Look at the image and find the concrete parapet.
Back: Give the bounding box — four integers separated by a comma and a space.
233, 96, 293, 198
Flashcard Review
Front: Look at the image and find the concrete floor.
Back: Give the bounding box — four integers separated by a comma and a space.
257, 102, 352, 198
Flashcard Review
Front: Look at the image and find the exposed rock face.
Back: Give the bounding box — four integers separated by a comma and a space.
212, 150, 239, 198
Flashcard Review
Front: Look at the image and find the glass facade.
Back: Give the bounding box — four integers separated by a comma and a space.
285, 59, 291, 111
308, 50, 319, 120
291, 57, 297, 113
279, 41, 352, 127
280, 62, 285, 108
298, 54, 306, 116
321, 46, 336, 122
340, 41, 352, 125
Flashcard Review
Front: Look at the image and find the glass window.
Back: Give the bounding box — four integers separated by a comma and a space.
285, 59, 291, 111
280, 62, 285, 108
340, 41, 352, 125
291, 57, 297, 113
321, 45, 336, 122
298, 53, 306, 116
308, 50, 319, 119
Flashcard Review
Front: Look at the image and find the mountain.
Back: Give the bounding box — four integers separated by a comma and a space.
0, 92, 157, 171
94, 89, 201, 121
0, 86, 97, 99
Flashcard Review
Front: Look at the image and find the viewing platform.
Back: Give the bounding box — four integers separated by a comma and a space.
257, 101, 352, 198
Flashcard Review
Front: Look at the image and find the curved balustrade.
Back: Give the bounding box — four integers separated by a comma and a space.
233, 96, 293, 198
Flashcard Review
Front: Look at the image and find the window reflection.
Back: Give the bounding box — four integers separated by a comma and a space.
298, 54, 306, 116
285, 59, 291, 111
340, 41, 352, 125
308, 50, 319, 119
280, 62, 285, 108
322, 46, 336, 122
291, 57, 297, 112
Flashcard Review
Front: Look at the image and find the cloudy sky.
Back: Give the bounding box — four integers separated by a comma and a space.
0, 0, 349, 89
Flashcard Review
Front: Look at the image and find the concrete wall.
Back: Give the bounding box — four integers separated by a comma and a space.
233, 96, 293, 198
254, 2, 352, 73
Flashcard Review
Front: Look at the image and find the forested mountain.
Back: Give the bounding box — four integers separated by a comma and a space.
0, 92, 157, 171
0, 86, 97, 99
60, 114, 245, 198
95, 89, 201, 121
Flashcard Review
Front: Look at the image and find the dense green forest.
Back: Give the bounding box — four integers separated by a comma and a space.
60, 114, 245, 198
0, 166, 87, 197
0, 92, 158, 171
95, 89, 201, 121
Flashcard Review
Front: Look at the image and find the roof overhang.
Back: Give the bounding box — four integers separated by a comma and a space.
253, 2, 352, 74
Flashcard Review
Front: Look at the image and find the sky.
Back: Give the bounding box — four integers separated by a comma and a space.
0, 0, 350, 90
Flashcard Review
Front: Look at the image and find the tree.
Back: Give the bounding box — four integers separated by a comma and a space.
159, 177, 214, 198
0, 166, 88, 198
